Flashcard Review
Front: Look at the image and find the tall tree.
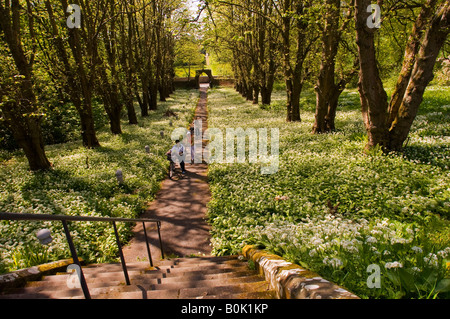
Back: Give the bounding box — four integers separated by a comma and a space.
209, 0, 316, 121
388, 0, 438, 123
42, 0, 99, 148
209, 1, 255, 101
274, 0, 318, 122
95, 0, 125, 134
312, 0, 358, 133
388, 1, 450, 150
355, 0, 449, 151
59, 0, 100, 147
0, 0, 51, 170
257, 0, 278, 105
118, 0, 139, 125
174, 34, 205, 80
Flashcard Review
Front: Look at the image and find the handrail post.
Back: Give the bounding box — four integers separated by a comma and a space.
157, 221, 164, 259
0, 212, 164, 297
61, 220, 91, 299
112, 221, 130, 285
142, 222, 153, 267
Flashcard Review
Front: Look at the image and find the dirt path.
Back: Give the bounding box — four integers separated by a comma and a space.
122, 84, 211, 263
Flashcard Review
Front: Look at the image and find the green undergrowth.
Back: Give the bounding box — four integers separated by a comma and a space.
0, 89, 198, 273
206, 86, 450, 299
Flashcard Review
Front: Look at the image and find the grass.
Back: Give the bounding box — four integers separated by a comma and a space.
206, 85, 450, 299
1, 83, 448, 299
0, 89, 198, 273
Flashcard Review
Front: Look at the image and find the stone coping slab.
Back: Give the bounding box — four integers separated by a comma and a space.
0, 259, 76, 291
242, 245, 359, 299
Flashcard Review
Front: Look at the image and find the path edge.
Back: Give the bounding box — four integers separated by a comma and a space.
242, 245, 360, 299
0, 258, 77, 291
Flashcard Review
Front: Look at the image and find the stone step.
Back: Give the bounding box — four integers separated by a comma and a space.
82, 259, 246, 273
153, 265, 249, 275
93, 280, 273, 299
35, 264, 251, 285
131, 270, 259, 284
4, 276, 271, 300
177, 281, 273, 299
0, 256, 275, 299
156, 256, 240, 266
92, 288, 275, 300
1, 287, 86, 299
20, 269, 260, 292
133, 274, 265, 291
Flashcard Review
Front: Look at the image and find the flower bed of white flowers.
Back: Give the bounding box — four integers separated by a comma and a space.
0, 90, 198, 274
206, 86, 450, 299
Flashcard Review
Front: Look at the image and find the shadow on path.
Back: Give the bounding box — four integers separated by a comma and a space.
123, 85, 212, 263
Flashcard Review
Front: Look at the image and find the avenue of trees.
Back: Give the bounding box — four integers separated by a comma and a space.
202, 0, 449, 151
0, 0, 449, 171
0, 0, 185, 170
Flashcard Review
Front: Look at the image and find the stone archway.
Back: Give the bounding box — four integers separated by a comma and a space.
194, 69, 214, 89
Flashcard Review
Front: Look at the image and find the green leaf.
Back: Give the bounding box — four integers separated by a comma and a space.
435, 279, 450, 293
385, 270, 401, 287
299, 261, 310, 269
397, 269, 416, 292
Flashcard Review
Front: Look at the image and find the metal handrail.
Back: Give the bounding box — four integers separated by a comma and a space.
0, 212, 164, 299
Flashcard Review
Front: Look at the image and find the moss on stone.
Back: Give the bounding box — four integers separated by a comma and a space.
37, 259, 74, 272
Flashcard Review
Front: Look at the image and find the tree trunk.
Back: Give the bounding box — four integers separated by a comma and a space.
164, 77, 171, 97
355, 0, 448, 152
19, 123, 51, 171
1, 101, 51, 171
261, 67, 275, 105
388, 0, 438, 124
285, 79, 294, 122
124, 94, 138, 125
314, 70, 352, 134
149, 80, 158, 110
325, 87, 344, 131
108, 108, 123, 135
290, 5, 307, 123
312, 0, 340, 134
245, 82, 254, 101
103, 98, 123, 135
253, 84, 260, 104
60, 0, 100, 148
313, 84, 330, 133
388, 3, 449, 150
236, 81, 242, 94
284, 0, 306, 122
97, 66, 123, 135
282, 0, 293, 122
140, 79, 150, 116
261, 86, 272, 105
0, 0, 51, 170
355, 0, 389, 150
291, 79, 302, 122
159, 84, 166, 102
79, 104, 100, 148
135, 83, 144, 112
121, 3, 138, 125
120, 74, 138, 124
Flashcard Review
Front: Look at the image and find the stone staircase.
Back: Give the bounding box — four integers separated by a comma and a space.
0, 256, 276, 299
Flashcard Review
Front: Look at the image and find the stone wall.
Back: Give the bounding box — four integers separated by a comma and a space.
243, 245, 359, 299
0, 259, 75, 291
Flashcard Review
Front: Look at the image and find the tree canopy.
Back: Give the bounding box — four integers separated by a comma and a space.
0, 0, 449, 170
